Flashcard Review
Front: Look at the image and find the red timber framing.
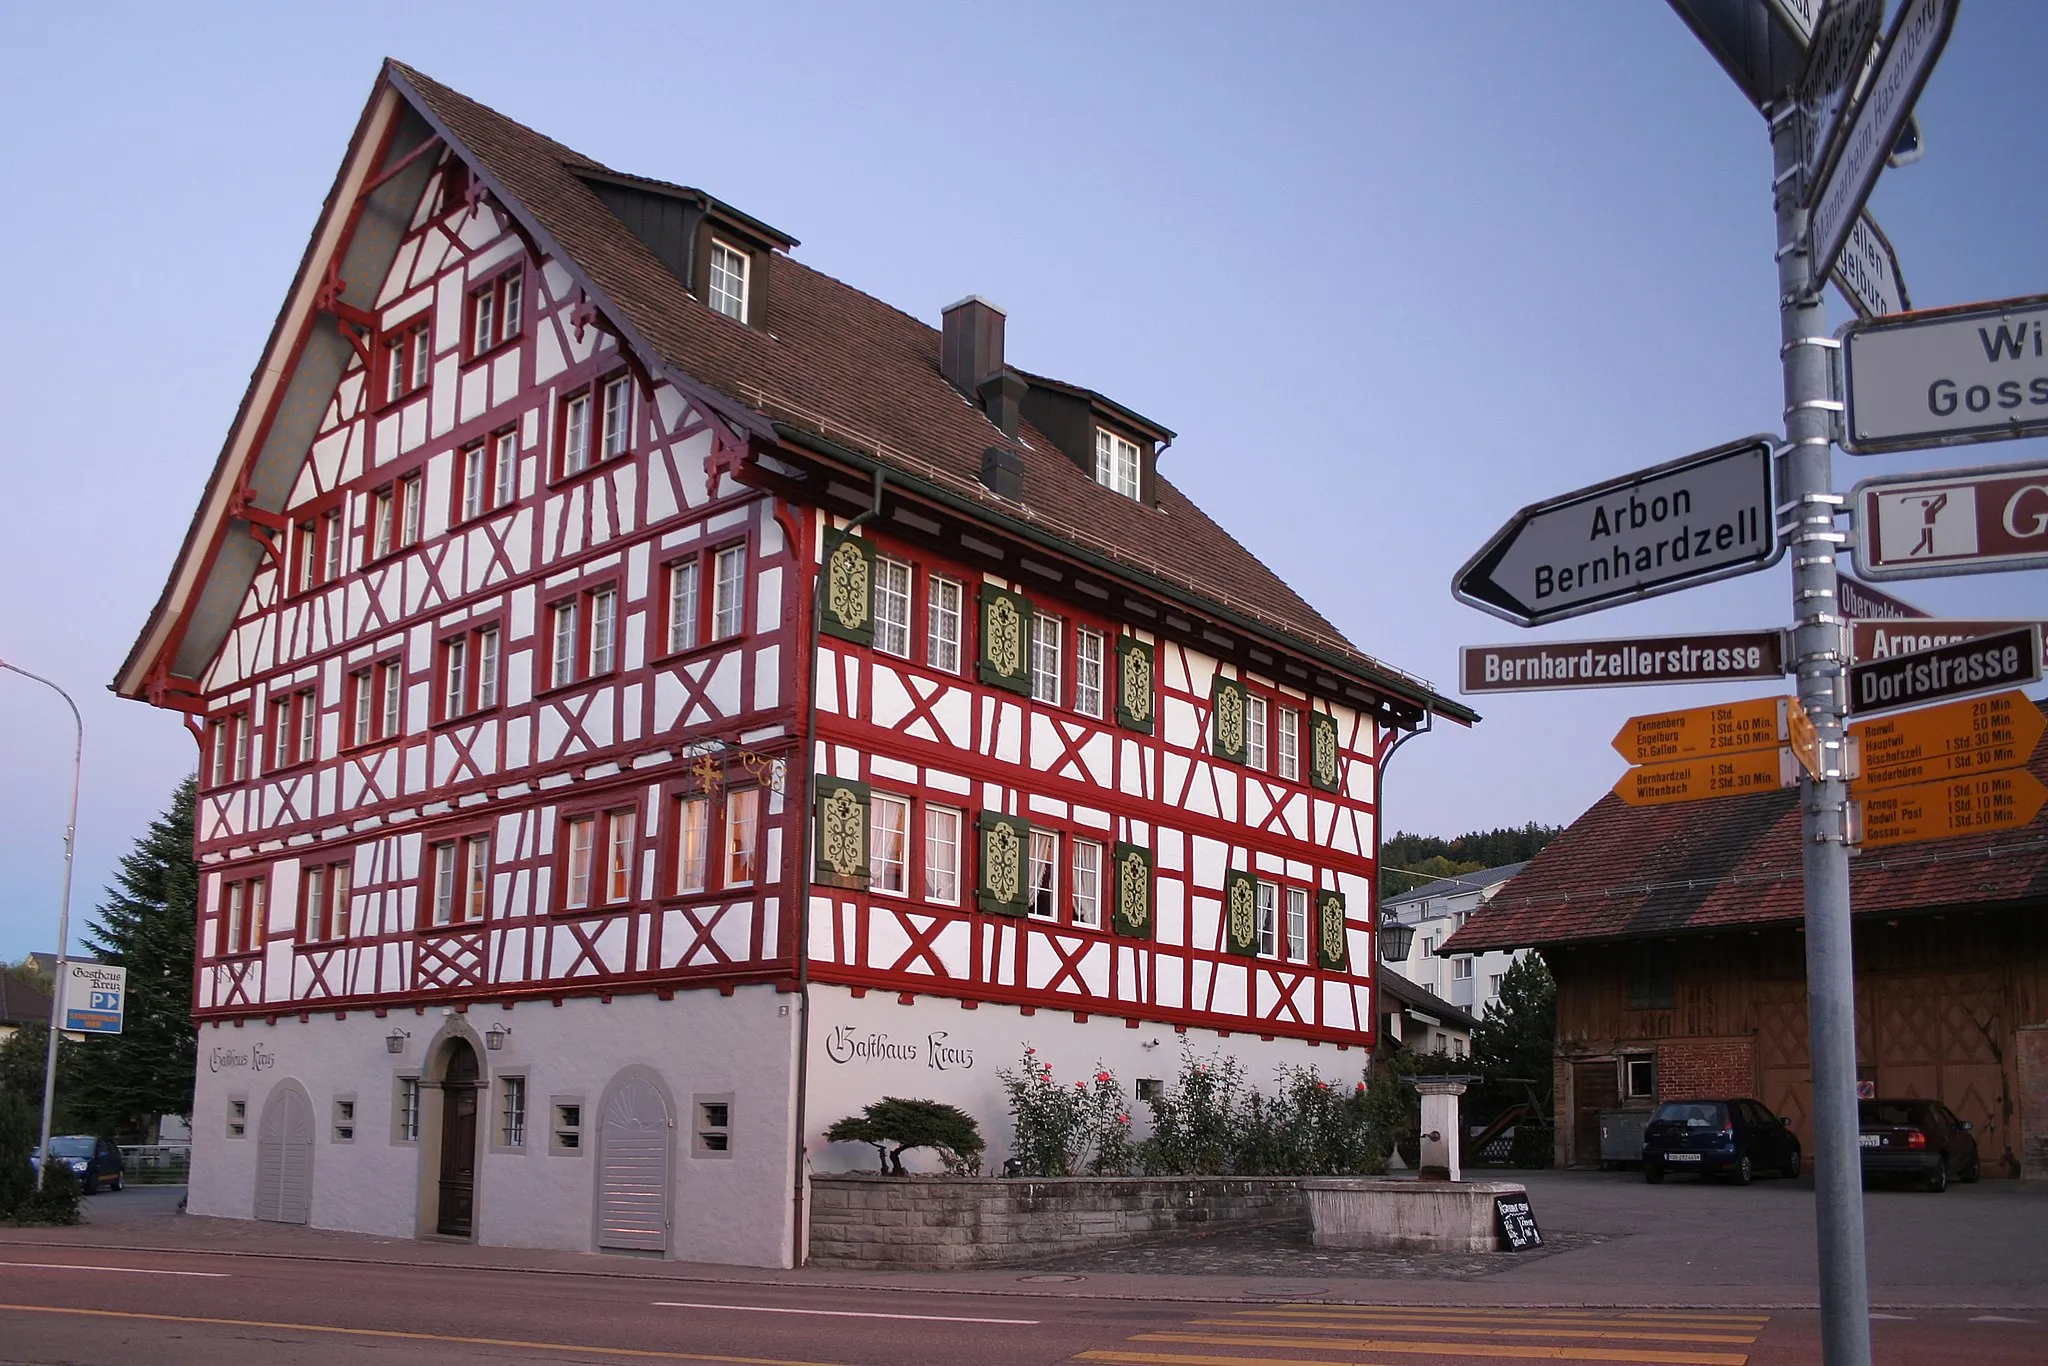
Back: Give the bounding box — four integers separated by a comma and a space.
121, 65, 1467, 1047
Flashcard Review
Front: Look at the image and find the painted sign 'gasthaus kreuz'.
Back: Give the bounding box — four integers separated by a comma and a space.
111, 64, 1469, 1268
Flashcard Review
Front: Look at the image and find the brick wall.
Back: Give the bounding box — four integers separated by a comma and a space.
807, 1175, 1304, 1268
1658, 1039, 1757, 1101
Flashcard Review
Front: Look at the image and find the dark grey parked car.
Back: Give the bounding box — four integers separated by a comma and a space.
31, 1135, 125, 1193
1642, 1098, 1802, 1185
1859, 1098, 1980, 1191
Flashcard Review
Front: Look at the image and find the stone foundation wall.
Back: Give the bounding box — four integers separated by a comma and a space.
806, 1175, 1305, 1268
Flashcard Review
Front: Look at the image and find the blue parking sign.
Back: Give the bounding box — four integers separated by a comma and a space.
62, 964, 126, 1035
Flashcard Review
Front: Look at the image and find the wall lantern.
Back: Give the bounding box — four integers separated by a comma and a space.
385, 1028, 410, 1055
1378, 916, 1415, 963
485, 1023, 512, 1052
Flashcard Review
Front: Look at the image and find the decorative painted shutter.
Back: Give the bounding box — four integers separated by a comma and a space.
1211, 675, 1247, 763
813, 777, 870, 889
976, 811, 1030, 915
1308, 711, 1342, 793
819, 531, 875, 645
1114, 636, 1155, 733
1317, 889, 1350, 972
977, 585, 1033, 694
1111, 841, 1153, 940
1222, 869, 1259, 957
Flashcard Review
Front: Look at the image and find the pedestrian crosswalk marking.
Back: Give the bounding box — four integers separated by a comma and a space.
1128, 1333, 1747, 1364
1190, 1316, 1758, 1344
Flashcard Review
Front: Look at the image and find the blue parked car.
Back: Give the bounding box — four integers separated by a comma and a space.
1642, 1098, 1801, 1185
30, 1135, 125, 1194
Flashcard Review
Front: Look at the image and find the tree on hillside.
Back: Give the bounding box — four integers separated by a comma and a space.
1380, 823, 1561, 897
64, 778, 198, 1140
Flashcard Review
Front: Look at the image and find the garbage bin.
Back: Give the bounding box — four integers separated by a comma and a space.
1598, 1108, 1654, 1169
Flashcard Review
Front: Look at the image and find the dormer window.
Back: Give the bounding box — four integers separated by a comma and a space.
708, 240, 749, 322
1094, 429, 1141, 500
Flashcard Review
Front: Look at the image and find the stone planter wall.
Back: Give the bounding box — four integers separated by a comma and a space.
807, 1174, 1305, 1268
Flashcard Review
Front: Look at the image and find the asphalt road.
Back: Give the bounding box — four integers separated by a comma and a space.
1, 1246, 2043, 1366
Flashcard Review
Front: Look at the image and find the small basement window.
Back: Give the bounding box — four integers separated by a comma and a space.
227, 1097, 247, 1139
694, 1093, 734, 1158
551, 1098, 584, 1155
1135, 1079, 1164, 1103
332, 1098, 356, 1144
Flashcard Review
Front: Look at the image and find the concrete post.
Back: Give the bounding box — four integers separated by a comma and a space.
1415, 1079, 1467, 1182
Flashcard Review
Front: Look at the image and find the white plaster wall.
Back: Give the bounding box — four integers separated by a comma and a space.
802, 985, 1373, 1176
188, 985, 800, 1266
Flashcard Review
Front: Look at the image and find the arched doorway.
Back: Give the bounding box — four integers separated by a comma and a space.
253, 1082, 314, 1224
596, 1073, 672, 1253
435, 1039, 481, 1237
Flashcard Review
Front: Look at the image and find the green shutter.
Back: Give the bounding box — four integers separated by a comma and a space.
1114, 636, 1155, 733
1308, 711, 1342, 793
1211, 675, 1247, 763
977, 811, 1030, 915
819, 531, 876, 645
1222, 869, 1259, 957
813, 776, 870, 889
1111, 841, 1153, 940
977, 585, 1033, 694
1317, 890, 1350, 971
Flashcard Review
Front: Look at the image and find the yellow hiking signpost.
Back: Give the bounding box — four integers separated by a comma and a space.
1849, 689, 2045, 792
1610, 695, 1788, 764
1613, 746, 1801, 807
1854, 769, 2048, 850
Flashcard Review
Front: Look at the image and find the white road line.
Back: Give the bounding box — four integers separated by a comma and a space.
0, 1261, 229, 1278
653, 1300, 1037, 1325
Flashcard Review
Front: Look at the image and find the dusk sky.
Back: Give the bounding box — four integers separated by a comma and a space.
2, 2, 2042, 961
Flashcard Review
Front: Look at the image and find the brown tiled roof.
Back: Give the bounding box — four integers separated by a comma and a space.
1444, 699, 2048, 953
0, 969, 53, 1028
386, 62, 1461, 719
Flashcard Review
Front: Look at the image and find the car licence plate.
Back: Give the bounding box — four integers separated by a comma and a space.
1666, 1152, 1701, 1162
1858, 1135, 1881, 1148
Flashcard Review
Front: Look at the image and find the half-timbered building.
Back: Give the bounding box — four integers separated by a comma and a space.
115, 62, 1472, 1266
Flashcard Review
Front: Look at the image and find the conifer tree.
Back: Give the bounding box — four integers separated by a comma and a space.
66, 777, 198, 1138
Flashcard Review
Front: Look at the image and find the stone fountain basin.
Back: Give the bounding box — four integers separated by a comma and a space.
1301, 1178, 1527, 1253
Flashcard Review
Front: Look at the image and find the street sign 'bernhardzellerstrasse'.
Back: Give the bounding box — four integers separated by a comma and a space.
1806, 0, 1956, 296
1460, 629, 1789, 694
1453, 437, 1779, 627
1851, 460, 2048, 580
1843, 295, 2048, 454
63, 962, 126, 1036
1845, 625, 2043, 716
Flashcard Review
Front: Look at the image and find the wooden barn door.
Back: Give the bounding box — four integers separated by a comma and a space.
597, 1078, 671, 1253
436, 1040, 480, 1237
253, 1086, 314, 1224
1868, 969, 2007, 1170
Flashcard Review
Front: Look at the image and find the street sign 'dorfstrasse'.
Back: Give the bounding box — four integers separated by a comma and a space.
1453, 437, 1779, 627
1847, 626, 2042, 716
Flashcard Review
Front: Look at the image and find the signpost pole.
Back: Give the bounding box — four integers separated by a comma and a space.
1768, 102, 1871, 1366
0, 661, 84, 1196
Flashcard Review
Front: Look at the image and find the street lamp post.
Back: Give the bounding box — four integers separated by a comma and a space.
1, 660, 84, 1190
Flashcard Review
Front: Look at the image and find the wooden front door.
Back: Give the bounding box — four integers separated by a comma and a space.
436, 1040, 480, 1236
1571, 1058, 1620, 1168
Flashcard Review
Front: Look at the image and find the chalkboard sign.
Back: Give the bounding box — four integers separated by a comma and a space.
1495, 1192, 1543, 1250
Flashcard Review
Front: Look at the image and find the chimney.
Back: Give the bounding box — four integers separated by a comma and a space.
941, 296, 1005, 395
977, 371, 1026, 439
979, 446, 1024, 501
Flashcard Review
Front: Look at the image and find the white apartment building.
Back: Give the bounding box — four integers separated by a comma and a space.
1380, 862, 1529, 1022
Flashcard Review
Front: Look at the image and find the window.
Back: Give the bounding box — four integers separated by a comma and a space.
1071, 838, 1102, 928
561, 391, 592, 475
926, 576, 962, 672
410, 323, 430, 390
708, 240, 749, 322
384, 321, 429, 403
332, 1098, 356, 1144
600, 376, 633, 460
397, 1080, 420, 1143
443, 637, 468, 719
323, 508, 345, 582
228, 1097, 248, 1140
1490, 972, 1507, 999
220, 876, 266, 955
693, 1094, 734, 1158
869, 793, 910, 894
290, 507, 343, 596
1245, 695, 1269, 770
1256, 880, 1279, 957
665, 559, 700, 654
562, 810, 634, 911
477, 628, 500, 710
673, 795, 710, 893
301, 859, 352, 941
207, 712, 249, 788
551, 1100, 583, 1154
874, 557, 912, 658
1628, 944, 1677, 1010
470, 270, 523, 355
1028, 830, 1059, 919
460, 443, 493, 521
924, 806, 960, 905
588, 588, 617, 675
1285, 886, 1308, 961
443, 620, 508, 719
493, 429, 518, 508
724, 788, 760, 887
349, 669, 373, 746
1277, 708, 1300, 782
1452, 957, 1474, 981
712, 544, 747, 639
1031, 614, 1063, 705
500, 1076, 527, 1148
399, 473, 423, 549
550, 600, 578, 688
345, 660, 402, 746
379, 660, 402, 739
1075, 629, 1105, 717
372, 487, 395, 559
546, 585, 621, 689
1625, 1056, 1657, 1100
1094, 428, 1141, 500
426, 834, 490, 926
269, 692, 314, 771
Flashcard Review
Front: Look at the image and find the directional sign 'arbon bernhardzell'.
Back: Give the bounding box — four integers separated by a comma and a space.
1846, 626, 2043, 716
1611, 696, 1788, 766
1856, 769, 2048, 850
1852, 461, 2048, 580
1453, 437, 1779, 627
1851, 689, 2045, 792
1460, 629, 1788, 695
1844, 295, 2048, 455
